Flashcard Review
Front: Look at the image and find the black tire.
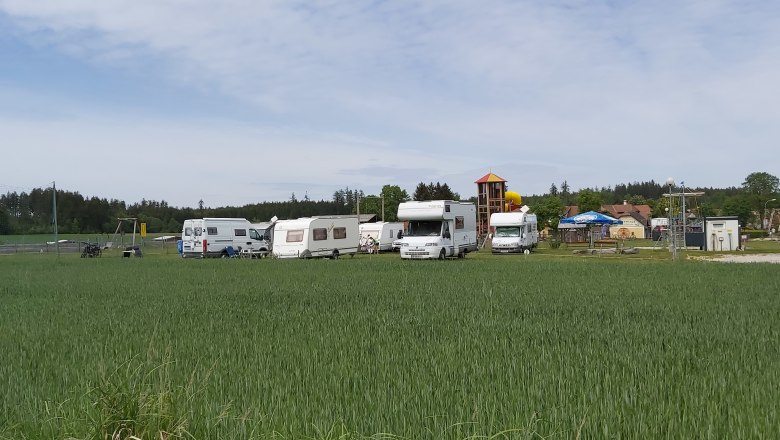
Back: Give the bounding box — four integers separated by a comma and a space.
438, 249, 446, 260
332, 249, 340, 259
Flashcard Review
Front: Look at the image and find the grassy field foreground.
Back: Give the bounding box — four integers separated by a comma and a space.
1, 253, 778, 439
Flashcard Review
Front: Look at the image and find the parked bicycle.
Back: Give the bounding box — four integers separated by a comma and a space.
80, 242, 102, 258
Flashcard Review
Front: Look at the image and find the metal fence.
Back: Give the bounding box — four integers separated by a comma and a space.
0, 238, 179, 256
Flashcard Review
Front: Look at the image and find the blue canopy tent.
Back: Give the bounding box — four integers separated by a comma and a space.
559, 211, 623, 247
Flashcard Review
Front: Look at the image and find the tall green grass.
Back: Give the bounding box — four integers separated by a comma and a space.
1, 254, 778, 439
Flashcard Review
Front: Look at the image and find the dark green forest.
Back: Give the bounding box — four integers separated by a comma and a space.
1, 173, 777, 235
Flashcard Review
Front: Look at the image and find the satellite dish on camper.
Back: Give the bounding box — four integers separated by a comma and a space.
271, 216, 278, 223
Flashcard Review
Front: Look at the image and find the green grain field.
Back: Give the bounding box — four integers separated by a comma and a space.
1, 252, 778, 439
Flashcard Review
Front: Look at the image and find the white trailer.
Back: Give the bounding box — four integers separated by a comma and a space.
181, 218, 271, 258
272, 216, 359, 259
490, 209, 539, 254
397, 200, 478, 259
358, 222, 405, 252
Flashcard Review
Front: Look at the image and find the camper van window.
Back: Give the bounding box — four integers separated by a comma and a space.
445, 205, 451, 212
207, 227, 217, 235
194, 227, 202, 236
333, 227, 347, 239
249, 229, 261, 240
286, 230, 304, 242
234, 229, 246, 236
185, 227, 193, 236
313, 228, 328, 241
455, 216, 464, 229
407, 220, 442, 236
495, 227, 520, 237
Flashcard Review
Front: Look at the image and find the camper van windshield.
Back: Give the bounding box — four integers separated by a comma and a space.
407, 220, 442, 236
495, 226, 521, 237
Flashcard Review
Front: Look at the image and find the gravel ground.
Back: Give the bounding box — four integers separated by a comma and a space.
703, 253, 780, 264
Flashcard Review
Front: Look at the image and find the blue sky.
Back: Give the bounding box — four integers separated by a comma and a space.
2, 0, 779, 208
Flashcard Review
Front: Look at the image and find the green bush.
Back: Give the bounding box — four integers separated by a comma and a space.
743, 229, 768, 238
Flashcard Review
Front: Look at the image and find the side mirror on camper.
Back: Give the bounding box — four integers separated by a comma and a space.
443, 231, 451, 239
397, 231, 403, 239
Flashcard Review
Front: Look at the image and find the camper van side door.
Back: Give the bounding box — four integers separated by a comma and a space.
442, 221, 453, 254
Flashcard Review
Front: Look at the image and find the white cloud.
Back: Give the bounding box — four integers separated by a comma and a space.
1, 0, 779, 204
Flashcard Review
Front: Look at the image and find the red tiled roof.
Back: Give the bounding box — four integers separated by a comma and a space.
602, 203, 652, 225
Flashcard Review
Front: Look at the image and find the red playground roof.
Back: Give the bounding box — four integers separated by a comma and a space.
474, 172, 507, 184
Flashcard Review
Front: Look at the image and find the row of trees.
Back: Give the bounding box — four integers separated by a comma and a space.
1, 173, 777, 235
528, 172, 779, 230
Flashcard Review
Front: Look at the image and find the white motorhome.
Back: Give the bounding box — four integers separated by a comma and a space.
358, 222, 405, 252
251, 216, 278, 253
490, 208, 539, 254
181, 218, 271, 258
397, 200, 478, 259
272, 216, 359, 259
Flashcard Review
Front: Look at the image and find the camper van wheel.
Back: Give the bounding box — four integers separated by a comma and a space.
220, 251, 228, 258
457, 249, 465, 259
438, 249, 446, 260
332, 249, 340, 260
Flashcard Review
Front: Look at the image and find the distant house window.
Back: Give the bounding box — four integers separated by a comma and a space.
185, 227, 193, 236
286, 230, 304, 242
234, 229, 246, 236
194, 227, 203, 236
313, 228, 327, 241
207, 227, 217, 235
333, 227, 347, 239
455, 216, 464, 229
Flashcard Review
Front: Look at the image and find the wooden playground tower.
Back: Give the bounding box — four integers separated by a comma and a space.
475, 172, 507, 237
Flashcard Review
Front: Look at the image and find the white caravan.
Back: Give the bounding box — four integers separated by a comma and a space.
272, 216, 359, 259
397, 200, 478, 259
181, 218, 271, 258
490, 208, 539, 254
358, 222, 405, 252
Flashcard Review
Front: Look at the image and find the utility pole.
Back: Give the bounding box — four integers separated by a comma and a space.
52, 181, 59, 256
665, 177, 677, 261
681, 180, 686, 250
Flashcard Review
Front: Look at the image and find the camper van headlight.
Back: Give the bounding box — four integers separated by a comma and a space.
425, 242, 438, 246
401, 242, 409, 247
